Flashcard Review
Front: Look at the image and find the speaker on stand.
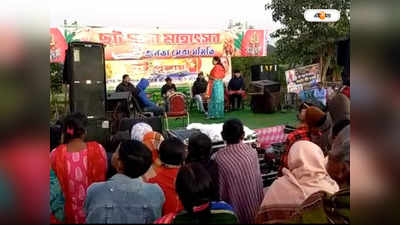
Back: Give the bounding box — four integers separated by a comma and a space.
63, 41, 109, 146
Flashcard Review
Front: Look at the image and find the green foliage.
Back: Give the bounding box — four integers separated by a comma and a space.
234, 32, 244, 50
267, 0, 350, 79
50, 63, 64, 94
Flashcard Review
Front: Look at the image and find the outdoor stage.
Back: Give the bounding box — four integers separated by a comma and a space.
167, 108, 297, 149
167, 108, 297, 130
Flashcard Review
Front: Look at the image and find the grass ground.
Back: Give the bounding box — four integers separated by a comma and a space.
166, 107, 298, 130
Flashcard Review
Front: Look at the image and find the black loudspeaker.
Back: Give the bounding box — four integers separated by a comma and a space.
86, 118, 110, 147
251, 64, 279, 82
119, 116, 163, 134
337, 39, 350, 85
250, 80, 281, 113
64, 42, 106, 119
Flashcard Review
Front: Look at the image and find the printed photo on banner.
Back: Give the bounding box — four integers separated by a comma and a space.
285, 64, 320, 94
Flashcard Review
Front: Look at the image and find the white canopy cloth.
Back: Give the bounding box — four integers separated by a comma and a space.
186, 123, 256, 143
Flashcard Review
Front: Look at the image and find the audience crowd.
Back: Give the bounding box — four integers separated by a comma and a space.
50, 91, 350, 224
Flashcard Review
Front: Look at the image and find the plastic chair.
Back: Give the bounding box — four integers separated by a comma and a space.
164, 93, 190, 130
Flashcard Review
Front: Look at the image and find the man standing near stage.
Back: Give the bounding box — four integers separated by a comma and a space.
116, 74, 137, 96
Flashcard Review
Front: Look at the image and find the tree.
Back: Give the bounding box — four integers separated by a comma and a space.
267, 0, 350, 81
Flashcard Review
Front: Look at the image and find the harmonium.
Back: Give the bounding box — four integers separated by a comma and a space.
248, 80, 281, 114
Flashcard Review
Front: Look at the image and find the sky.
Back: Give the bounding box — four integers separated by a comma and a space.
50, 0, 282, 45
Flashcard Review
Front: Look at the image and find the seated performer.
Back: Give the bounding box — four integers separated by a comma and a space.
161, 77, 177, 112
228, 70, 245, 110
191, 72, 208, 114
137, 78, 165, 116
116, 74, 137, 96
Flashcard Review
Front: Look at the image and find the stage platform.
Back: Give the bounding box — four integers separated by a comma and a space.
166, 108, 298, 130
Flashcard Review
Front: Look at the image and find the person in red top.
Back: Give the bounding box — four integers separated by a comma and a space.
340, 85, 350, 99
50, 113, 107, 224
148, 137, 186, 215
279, 106, 330, 176
206, 56, 226, 119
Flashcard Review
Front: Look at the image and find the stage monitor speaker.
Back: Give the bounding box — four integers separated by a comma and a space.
251, 64, 279, 82
64, 42, 106, 118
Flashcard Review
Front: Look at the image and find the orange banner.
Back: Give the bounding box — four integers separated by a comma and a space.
50, 27, 268, 62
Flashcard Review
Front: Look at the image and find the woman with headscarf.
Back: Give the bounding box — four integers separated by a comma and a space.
206, 56, 226, 119
142, 131, 165, 181
256, 140, 339, 223
130, 122, 153, 142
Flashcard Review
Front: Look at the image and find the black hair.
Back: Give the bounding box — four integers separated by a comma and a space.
62, 112, 88, 144
122, 74, 129, 80
186, 133, 212, 164
221, 119, 244, 144
233, 69, 240, 74
299, 102, 313, 112
198, 71, 204, 76
176, 163, 213, 218
118, 140, 152, 178
212, 56, 223, 66
159, 137, 186, 165
165, 77, 172, 82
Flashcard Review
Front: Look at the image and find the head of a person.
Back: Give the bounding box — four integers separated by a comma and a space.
212, 56, 222, 65
122, 74, 130, 83
186, 133, 212, 164
297, 102, 312, 122
233, 70, 241, 78
137, 78, 149, 91
327, 93, 350, 133
198, 71, 204, 79
130, 122, 153, 142
305, 106, 332, 153
175, 163, 214, 213
159, 137, 186, 166
287, 141, 327, 177
112, 140, 152, 178
327, 125, 350, 187
143, 131, 164, 153
62, 112, 88, 143
221, 119, 245, 144
165, 77, 172, 85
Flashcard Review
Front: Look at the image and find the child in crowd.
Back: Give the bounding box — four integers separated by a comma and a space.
148, 137, 186, 215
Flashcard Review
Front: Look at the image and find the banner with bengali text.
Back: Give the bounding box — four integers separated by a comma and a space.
50, 27, 267, 62
50, 27, 266, 90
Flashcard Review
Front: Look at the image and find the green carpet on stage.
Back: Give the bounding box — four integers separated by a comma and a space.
165, 109, 298, 130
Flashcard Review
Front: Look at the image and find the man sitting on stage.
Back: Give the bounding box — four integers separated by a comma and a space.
137, 78, 164, 116
116, 74, 137, 96
161, 77, 177, 112
191, 72, 208, 114
228, 70, 245, 110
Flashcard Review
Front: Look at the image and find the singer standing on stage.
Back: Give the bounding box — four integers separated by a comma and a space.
206, 56, 226, 119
